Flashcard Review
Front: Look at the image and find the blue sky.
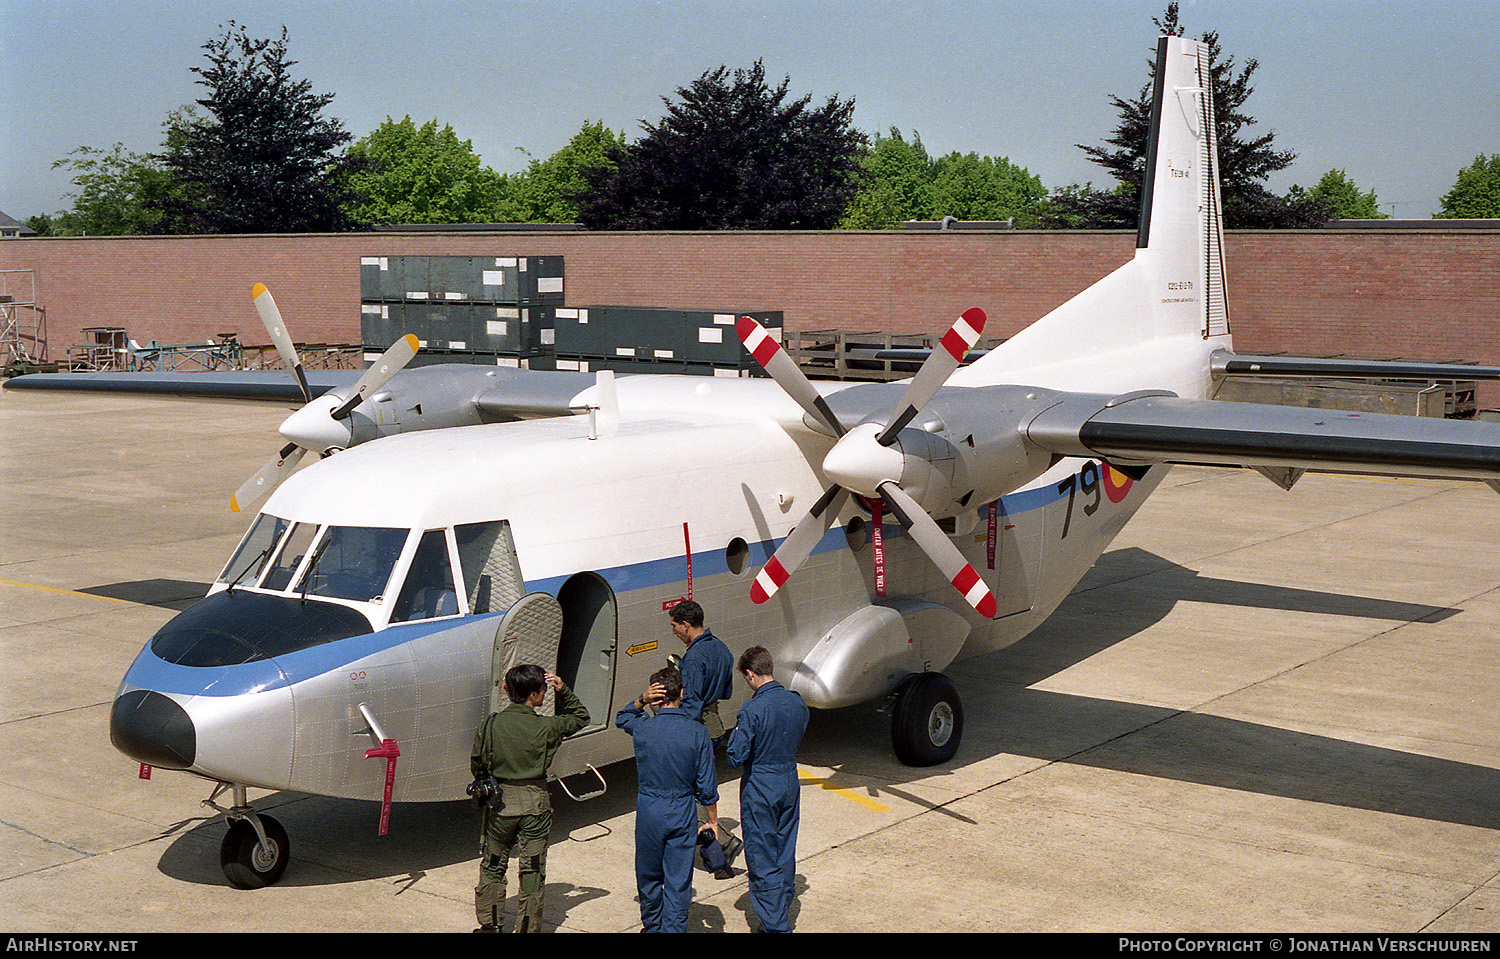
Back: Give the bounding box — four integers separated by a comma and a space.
3, 0, 1495, 221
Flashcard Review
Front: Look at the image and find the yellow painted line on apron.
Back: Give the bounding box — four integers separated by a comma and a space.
0, 579, 132, 603
797, 767, 890, 812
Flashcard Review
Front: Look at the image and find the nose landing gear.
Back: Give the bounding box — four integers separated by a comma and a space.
205, 783, 290, 888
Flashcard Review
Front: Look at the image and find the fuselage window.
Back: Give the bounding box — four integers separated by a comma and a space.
219, 512, 290, 587
726, 537, 750, 575
390, 528, 461, 622
846, 516, 868, 552
260, 522, 319, 592
296, 525, 408, 603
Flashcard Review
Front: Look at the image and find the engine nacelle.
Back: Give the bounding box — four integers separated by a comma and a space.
895, 385, 1068, 516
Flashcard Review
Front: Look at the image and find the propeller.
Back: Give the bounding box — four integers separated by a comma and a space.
738, 310, 997, 618
230, 443, 306, 515
231, 284, 419, 513
252, 284, 312, 404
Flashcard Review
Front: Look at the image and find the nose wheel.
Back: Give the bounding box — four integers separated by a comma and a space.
220, 815, 290, 888
206, 783, 291, 888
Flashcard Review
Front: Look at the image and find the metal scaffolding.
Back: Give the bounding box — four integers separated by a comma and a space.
0, 270, 45, 368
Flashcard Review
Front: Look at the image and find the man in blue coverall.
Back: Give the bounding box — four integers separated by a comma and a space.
616, 665, 721, 933
669, 600, 741, 876
726, 646, 809, 933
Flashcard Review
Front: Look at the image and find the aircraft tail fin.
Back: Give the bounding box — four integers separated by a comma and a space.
1136, 34, 1230, 341
954, 34, 1230, 395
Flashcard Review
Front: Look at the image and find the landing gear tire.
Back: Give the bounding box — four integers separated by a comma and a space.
220, 815, 289, 889
891, 672, 963, 767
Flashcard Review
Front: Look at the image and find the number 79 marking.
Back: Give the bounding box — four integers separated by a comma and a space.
1056, 461, 1101, 539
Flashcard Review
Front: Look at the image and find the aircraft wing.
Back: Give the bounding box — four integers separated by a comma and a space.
1026, 390, 1500, 486
2, 369, 358, 402
1210, 350, 1500, 382
2, 365, 605, 419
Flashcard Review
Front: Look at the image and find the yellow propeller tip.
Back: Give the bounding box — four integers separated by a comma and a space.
229, 496, 242, 513
251, 283, 267, 299
404, 333, 419, 351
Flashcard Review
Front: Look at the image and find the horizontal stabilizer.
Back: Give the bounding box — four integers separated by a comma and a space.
1212, 350, 1500, 382
1027, 391, 1500, 483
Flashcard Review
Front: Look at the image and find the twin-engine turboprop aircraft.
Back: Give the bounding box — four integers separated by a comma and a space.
11, 35, 1500, 889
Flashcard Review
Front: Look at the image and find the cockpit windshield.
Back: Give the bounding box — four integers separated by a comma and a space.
219, 513, 290, 587
218, 514, 408, 604
298, 525, 408, 602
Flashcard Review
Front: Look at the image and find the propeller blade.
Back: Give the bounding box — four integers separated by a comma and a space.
737, 316, 846, 437
876, 307, 985, 446
330, 334, 419, 420
251, 284, 312, 404
751, 485, 850, 604
231, 443, 306, 513
877, 481, 997, 618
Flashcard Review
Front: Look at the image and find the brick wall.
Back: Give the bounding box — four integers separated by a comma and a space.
3, 228, 1497, 401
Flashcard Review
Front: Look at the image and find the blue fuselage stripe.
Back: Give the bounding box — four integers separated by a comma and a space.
123, 479, 1068, 699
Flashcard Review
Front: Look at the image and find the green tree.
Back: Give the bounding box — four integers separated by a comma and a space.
46, 143, 175, 235
837, 129, 939, 228
1437, 154, 1500, 218
499, 121, 626, 223
929, 151, 1046, 225
23, 213, 56, 236
1290, 169, 1386, 219
152, 22, 364, 233
576, 61, 864, 230
837, 129, 1044, 228
44, 107, 199, 236
343, 117, 507, 224
1047, 2, 1323, 229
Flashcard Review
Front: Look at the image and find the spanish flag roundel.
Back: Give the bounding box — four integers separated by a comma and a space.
1102, 463, 1135, 503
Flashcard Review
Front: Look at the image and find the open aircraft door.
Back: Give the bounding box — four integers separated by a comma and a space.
490, 593, 565, 714
556, 572, 619, 735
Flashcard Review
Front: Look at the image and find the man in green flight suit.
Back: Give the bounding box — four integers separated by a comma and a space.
470, 664, 591, 932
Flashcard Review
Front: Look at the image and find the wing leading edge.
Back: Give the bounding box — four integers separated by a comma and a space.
1027, 391, 1500, 488
2, 369, 358, 401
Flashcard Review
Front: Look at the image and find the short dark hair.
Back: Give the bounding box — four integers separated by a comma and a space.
668, 599, 704, 628
505, 664, 547, 704
651, 665, 683, 703
737, 646, 774, 677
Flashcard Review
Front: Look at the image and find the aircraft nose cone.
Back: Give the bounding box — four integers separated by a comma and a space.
822, 422, 904, 497
110, 690, 196, 770
279, 394, 351, 454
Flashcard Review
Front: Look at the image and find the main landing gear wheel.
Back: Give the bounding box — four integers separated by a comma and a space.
891, 673, 963, 767
220, 814, 290, 889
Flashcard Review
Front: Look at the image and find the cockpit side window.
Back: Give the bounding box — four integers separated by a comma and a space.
297, 525, 408, 603
389, 529, 461, 623
260, 522, 319, 592
219, 513, 290, 587
455, 520, 525, 614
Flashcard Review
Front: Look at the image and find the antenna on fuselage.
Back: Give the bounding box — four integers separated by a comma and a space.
584, 369, 619, 440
